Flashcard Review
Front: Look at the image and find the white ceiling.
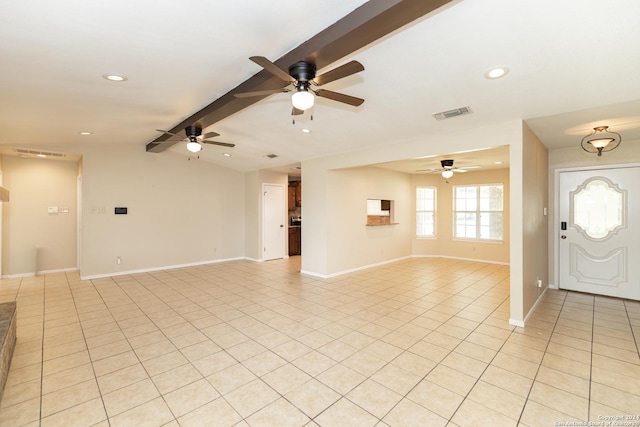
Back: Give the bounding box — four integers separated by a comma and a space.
1, 0, 639, 175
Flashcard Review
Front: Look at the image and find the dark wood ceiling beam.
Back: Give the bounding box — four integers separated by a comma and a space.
147, 0, 454, 153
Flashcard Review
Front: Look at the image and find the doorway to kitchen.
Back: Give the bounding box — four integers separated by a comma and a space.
288, 179, 302, 257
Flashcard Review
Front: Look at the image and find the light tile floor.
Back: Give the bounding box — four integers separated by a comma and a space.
0, 257, 639, 427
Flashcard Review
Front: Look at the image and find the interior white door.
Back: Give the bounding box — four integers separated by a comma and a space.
263, 184, 285, 261
558, 166, 640, 300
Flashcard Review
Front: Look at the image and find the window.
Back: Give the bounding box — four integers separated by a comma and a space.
454, 184, 503, 240
416, 187, 436, 237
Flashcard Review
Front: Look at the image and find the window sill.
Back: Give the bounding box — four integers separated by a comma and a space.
452, 238, 503, 244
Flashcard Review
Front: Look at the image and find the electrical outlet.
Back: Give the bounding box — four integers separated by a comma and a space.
117, 256, 121, 265
537, 279, 542, 288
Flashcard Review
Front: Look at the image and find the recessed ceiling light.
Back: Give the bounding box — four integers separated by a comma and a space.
102, 74, 128, 82
36, 153, 46, 158
495, 161, 503, 164
301, 128, 311, 134
484, 67, 509, 79
223, 153, 231, 157
79, 131, 92, 135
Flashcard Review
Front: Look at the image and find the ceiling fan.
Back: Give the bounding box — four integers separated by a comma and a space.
418, 159, 476, 178
234, 56, 365, 115
155, 125, 235, 153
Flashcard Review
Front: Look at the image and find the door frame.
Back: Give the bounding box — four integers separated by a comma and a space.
552, 162, 640, 289
261, 183, 286, 261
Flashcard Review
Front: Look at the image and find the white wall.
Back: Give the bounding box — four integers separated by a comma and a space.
2, 156, 78, 276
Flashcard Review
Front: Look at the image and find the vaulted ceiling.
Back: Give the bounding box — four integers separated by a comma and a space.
1, 0, 639, 174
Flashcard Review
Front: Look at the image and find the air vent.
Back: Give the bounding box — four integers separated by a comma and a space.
14, 148, 67, 158
264, 154, 278, 159
432, 106, 472, 120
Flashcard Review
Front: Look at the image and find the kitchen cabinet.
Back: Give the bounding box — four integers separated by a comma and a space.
289, 181, 302, 210
295, 181, 302, 206
288, 186, 296, 211
288, 227, 301, 255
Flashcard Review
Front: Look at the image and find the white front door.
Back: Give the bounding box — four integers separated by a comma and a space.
558, 166, 640, 300
262, 184, 286, 261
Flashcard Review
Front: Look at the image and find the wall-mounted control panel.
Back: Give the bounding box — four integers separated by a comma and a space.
114, 207, 128, 215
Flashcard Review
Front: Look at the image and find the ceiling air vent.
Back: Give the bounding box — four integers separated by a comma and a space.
14, 148, 67, 158
432, 106, 472, 120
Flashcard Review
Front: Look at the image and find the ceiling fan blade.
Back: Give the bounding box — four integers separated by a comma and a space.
315, 89, 364, 106
234, 88, 290, 98
314, 61, 364, 86
202, 141, 235, 148
201, 131, 220, 139
292, 107, 304, 116
249, 56, 295, 83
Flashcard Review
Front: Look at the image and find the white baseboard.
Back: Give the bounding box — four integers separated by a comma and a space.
508, 318, 525, 328
2, 272, 36, 279
80, 257, 245, 280
301, 255, 414, 279
413, 254, 510, 266
509, 285, 549, 328
2, 267, 78, 279
301, 253, 509, 279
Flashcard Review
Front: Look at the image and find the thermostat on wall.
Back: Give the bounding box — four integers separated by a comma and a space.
114, 207, 128, 215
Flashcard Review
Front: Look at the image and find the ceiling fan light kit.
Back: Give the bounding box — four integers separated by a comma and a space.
234, 56, 365, 116
441, 159, 454, 178
580, 125, 621, 156
156, 124, 235, 153
186, 141, 202, 153
292, 88, 314, 110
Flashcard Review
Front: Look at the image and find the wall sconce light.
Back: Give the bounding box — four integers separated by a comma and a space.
581, 126, 621, 156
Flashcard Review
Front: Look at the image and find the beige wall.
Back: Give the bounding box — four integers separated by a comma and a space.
302, 120, 526, 304
412, 168, 510, 264
244, 170, 288, 261
244, 171, 261, 261
323, 167, 413, 275
518, 123, 549, 324
2, 156, 78, 276
78, 144, 246, 277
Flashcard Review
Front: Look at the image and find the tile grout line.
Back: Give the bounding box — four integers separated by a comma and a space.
623, 299, 640, 359
513, 289, 569, 426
